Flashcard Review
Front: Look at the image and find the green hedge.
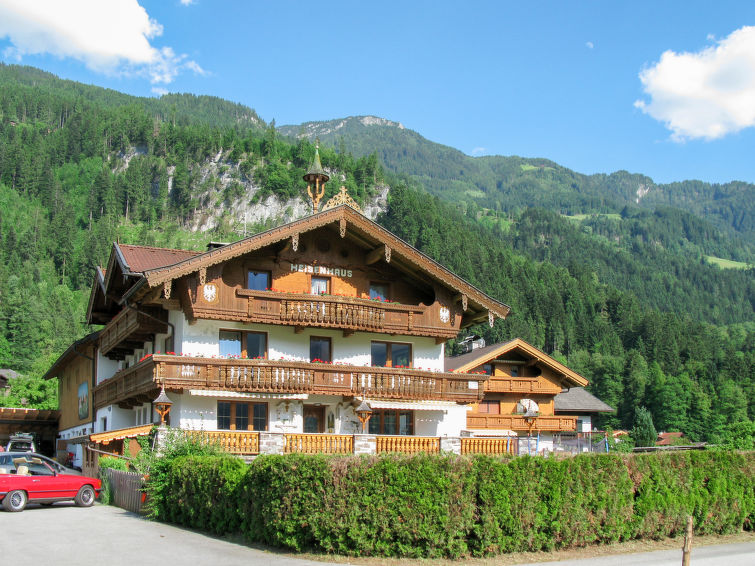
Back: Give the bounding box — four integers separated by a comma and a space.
148, 451, 755, 558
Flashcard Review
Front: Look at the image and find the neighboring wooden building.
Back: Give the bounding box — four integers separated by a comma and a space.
40, 333, 99, 466
44, 166, 514, 455
0, 407, 59, 455
445, 338, 607, 452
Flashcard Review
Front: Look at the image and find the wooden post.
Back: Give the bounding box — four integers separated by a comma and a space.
682, 515, 693, 566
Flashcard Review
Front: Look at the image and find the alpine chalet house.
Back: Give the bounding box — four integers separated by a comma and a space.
46, 151, 513, 457
445, 338, 598, 453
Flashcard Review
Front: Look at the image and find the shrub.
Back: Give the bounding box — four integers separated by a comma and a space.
147, 450, 755, 558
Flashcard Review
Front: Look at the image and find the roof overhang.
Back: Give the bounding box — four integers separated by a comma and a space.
448, 338, 589, 387
41, 331, 100, 381
134, 205, 511, 325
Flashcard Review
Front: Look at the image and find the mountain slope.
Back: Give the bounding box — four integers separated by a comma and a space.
280, 116, 755, 249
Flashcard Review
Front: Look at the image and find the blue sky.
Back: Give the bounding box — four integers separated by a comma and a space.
1, 1, 754, 185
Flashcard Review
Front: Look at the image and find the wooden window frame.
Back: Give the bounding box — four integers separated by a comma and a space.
247, 269, 271, 291
371, 340, 413, 368
217, 401, 268, 431
477, 399, 500, 414
218, 329, 268, 359
310, 275, 330, 296
309, 336, 332, 363
368, 281, 390, 302
368, 409, 414, 435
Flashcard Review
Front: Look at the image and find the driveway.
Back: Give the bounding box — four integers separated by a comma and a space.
3, 503, 754, 566
2, 503, 319, 566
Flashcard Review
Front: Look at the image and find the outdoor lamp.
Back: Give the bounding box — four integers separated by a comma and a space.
154, 386, 173, 425
355, 400, 372, 433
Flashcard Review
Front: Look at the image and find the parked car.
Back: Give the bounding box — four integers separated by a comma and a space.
0, 454, 101, 512
0, 452, 82, 476
5, 433, 36, 453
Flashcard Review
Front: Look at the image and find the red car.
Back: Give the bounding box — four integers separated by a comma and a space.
0, 454, 101, 512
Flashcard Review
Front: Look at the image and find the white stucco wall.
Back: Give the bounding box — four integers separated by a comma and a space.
414, 405, 468, 436
94, 405, 134, 432
577, 415, 592, 432
96, 352, 119, 385
173, 318, 444, 370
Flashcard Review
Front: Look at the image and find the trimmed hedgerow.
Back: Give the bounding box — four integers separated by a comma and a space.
149, 450, 755, 558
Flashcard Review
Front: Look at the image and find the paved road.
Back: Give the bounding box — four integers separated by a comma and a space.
2, 503, 318, 566
2, 503, 754, 566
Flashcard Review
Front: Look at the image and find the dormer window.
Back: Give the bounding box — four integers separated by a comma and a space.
311, 276, 329, 295
369, 282, 389, 301
247, 270, 271, 291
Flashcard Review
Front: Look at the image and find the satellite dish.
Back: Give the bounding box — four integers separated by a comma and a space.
515, 398, 539, 417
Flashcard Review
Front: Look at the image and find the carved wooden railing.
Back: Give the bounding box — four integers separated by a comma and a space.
466, 414, 577, 432
376, 435, 440, 454
183, 430, 260, 455
284, 433, 353, 454
460, 437, 518, 455
232, 290, 457, 339
99, 307, 168, 356
93, 355, 487, 409
484, 378, 563, 395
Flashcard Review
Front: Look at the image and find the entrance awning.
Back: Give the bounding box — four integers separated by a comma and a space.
189, 390, 309, 400
90, 424, 154, 445
359, 399, 461, 412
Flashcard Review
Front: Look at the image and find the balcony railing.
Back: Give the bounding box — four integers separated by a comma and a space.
376, 435, 439, 454
218, 290, 458, 339
465, 414, 577, 432
484, 377, 563, 395
460, 437, 518, 455
284, 433, 353, 454
93, 355, 487, 409
99, 306, 168, 357
184, 430, 260, 455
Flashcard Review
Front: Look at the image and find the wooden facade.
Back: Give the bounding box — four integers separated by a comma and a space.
446, 338, 589, 434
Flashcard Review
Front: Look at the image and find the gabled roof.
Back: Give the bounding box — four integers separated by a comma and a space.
554, 387, 614, 413
41, 331, 100, 381
444, 337, 589, 387
126, 205, 511, 323
87, 243, 202, 324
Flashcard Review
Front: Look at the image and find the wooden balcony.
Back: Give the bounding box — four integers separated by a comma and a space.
93, 355, 487, 409
466, 414, 577, 432
484, 377, 562, 395
99, 306, 168, 359
210, 290, 459, 339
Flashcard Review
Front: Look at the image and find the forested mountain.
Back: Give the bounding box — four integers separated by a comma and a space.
280, 116, 755, 251
0, 65, 752, 444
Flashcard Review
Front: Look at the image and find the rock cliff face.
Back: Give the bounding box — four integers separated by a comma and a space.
160, 149, 390, 233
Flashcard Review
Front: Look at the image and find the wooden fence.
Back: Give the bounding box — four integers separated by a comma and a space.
376, 435, 440, 454
284, 433, 353, 454
102, 468, 145, 514
460, 437, 518, 455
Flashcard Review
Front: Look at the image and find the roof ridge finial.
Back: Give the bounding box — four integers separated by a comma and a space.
304, 139, 329, 214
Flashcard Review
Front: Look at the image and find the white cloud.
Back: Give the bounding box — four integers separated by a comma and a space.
179, 0, 196, 5
635, 26, 755, 141
470, 147, 487, 157
152, 86, 169, 96
586, 41, 594, 49
0, 0, 204, 84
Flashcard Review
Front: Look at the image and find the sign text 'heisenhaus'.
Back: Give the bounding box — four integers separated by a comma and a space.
290, 263, 353, 277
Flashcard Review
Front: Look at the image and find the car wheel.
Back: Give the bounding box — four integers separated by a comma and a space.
3, 490, 27, 512
74, 485, 95, 507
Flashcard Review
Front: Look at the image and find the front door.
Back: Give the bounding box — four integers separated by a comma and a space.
303, 405, 325, 433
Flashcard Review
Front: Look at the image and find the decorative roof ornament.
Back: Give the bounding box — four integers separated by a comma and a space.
304, 141, 329, 214
323, 185, 363, 214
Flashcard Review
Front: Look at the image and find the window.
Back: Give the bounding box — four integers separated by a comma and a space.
310, 336, 332, 362
219, 330, 267, 359
217, 401, 267, 431
510, 365, 519, 377
311, 276, 329, 295
368, 410, 413, 435
477, 400, 500, 414
482, 363, 493, 375
371, 341, 412, 368
369, 282, 389, 301
247, 270, 271, 291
